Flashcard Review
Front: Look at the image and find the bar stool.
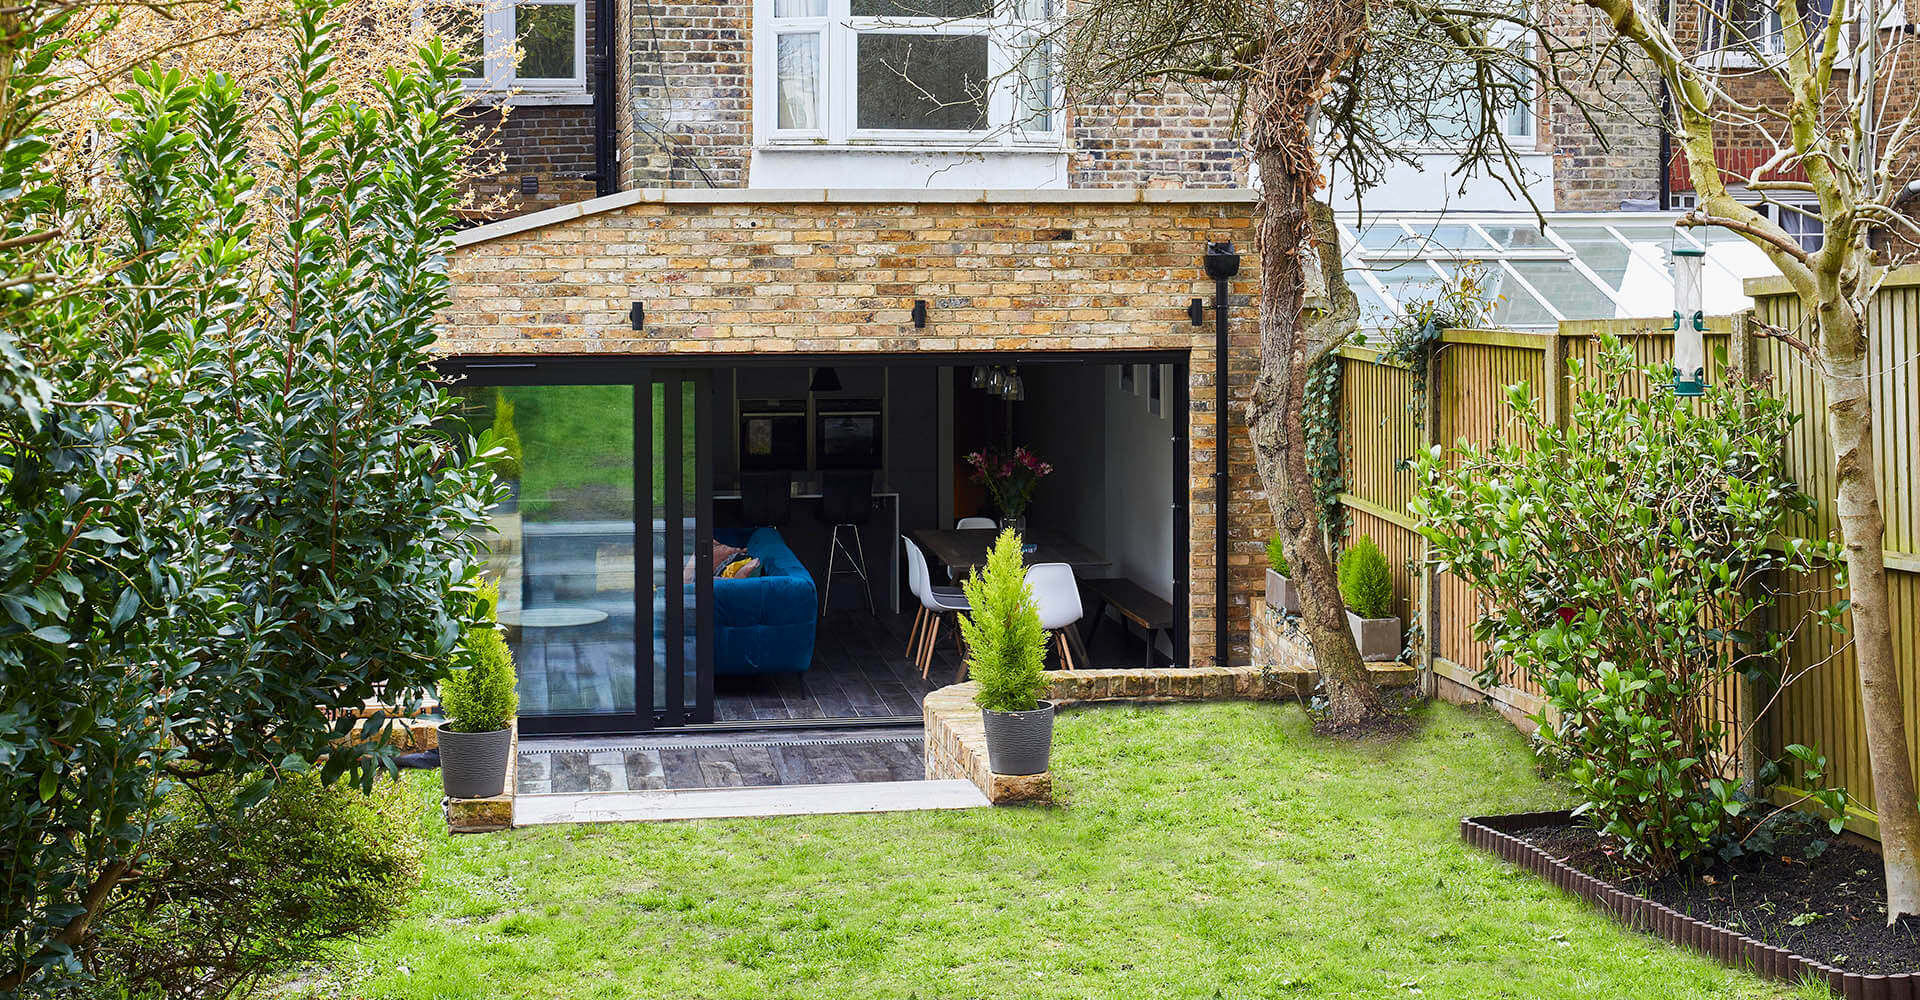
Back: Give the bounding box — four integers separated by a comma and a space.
740, 470, 792, 527
819, 470, 875, 615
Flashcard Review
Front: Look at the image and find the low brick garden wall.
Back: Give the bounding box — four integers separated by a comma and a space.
926, 616, 1416, 805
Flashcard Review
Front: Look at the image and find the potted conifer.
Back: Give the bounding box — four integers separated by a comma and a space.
437, 581, 519, 798
1264, 532, 1301, 616
958, 529, 1053, 775
1338, 535, 1402, 661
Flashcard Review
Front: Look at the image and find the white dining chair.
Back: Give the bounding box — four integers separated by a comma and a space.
1025, 562, 1088, 669
902, 537, 972, 679
948, 517, 998, 582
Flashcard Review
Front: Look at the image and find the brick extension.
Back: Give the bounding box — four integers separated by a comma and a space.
447, 188, 1266, 665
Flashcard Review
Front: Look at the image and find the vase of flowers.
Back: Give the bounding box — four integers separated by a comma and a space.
965, 447, 1053, 528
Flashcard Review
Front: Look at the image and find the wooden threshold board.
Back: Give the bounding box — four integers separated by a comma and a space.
513, 779, 990, 825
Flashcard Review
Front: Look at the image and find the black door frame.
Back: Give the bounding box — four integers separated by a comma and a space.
452, 365, 715, 736
442, 349, 1194, 734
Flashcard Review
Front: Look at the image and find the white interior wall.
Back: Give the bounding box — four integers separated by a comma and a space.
1101, 364, 1175, 604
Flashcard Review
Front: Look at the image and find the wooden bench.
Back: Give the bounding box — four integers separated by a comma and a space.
1079, 578, 1175, 667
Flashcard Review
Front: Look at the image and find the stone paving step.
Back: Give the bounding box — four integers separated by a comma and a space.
512, 778, 989, 825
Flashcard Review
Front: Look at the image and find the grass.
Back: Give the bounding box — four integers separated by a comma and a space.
292, 701, 1834, 1000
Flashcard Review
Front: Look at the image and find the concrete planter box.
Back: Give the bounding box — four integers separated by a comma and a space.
1264, 569, 1301, 617
1346, 610, 1403, 662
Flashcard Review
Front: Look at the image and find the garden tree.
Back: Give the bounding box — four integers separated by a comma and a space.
1053, 0, 1606, 725
0, 3, 497, 993
1533, 0, 1920, 922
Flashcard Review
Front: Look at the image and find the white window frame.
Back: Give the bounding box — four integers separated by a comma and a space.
462, 0, 589, 96
1671, 187, 1822, 251
1692, 0, 1872, 69
755, 0, 1064, 149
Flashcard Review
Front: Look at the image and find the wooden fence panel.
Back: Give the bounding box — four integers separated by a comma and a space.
1331, 310, 1918, 834
1340, 353, 1419, 516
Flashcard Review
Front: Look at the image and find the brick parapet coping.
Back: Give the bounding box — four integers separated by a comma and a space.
926, 632, 1416, 805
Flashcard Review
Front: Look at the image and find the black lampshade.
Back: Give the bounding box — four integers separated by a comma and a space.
809, 367, 842, 393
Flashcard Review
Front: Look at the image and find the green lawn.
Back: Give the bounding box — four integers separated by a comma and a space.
292, 702, 1827, 1000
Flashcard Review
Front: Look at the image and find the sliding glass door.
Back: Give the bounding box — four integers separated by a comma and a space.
452, 369, 712, 734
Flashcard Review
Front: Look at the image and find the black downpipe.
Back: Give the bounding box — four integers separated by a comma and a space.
1203, 242, 1241, 669
593, 0, 618, 197
1657, 78, 1672, 211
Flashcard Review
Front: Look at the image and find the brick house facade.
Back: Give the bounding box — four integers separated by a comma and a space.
437, 0, 1747, 728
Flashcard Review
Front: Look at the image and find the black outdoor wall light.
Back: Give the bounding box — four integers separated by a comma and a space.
1188, 298, 1205, 326
630, 301, 644, 331
911, 300, 928, 328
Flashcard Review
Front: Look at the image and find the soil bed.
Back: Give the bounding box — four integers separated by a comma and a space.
1515, 821, 1920, 975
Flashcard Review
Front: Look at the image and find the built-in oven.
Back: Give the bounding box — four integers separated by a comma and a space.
738, 399, 806, 471
815, 399, 882, 470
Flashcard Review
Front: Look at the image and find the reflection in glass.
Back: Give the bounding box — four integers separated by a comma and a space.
454, 385, 636, 718
651, 383, 700, 715
856, 33, 989, 131
1018, 41, 1052, 132
516, 3, 577, 80
776, 34, 822, 130
851, 0, 990, 16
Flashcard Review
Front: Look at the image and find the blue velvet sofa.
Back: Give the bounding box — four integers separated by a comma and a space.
710, 526, 817, 675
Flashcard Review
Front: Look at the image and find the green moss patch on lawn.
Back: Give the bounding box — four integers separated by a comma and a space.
290, 701, 1825, 999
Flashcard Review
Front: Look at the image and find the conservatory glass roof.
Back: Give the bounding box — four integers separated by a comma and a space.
1336, 212, 1781, 330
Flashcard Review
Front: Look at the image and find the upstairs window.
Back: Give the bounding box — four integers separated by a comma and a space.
457, 0, 588, 93
1702, 0, 1835, 62
1372, 33, 1539, 151
761, 0, 1059, 144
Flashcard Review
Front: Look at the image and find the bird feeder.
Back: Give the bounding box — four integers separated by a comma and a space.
1670, 247, 1707, 397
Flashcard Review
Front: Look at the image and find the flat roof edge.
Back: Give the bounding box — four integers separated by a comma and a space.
452, 187, 1259, 248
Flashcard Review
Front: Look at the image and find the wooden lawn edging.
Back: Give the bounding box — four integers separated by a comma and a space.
1462, 810, 1918, 998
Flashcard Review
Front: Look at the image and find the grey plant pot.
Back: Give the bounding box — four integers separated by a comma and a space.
982, 701, 1055, 776
1346, 610, 1403, 662
1265, 568, 1301, 617
438, 723, 511, 799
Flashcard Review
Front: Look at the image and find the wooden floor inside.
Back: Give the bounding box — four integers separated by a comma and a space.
712, 607, 1157, 723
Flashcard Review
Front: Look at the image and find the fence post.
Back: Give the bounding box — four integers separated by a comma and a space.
1542, 329, 1568, 429
1417, 339, 1445, 697
1729, 312, 1766, 788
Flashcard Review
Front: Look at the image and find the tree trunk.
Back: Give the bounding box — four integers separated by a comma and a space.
1247, 146, 1383, 728
1818, 299, 1920, 922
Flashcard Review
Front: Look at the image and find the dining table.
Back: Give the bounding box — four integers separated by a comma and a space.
907, 527, 1111, 578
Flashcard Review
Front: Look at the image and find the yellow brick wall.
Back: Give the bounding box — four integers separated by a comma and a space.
444, 190, 1263, 665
